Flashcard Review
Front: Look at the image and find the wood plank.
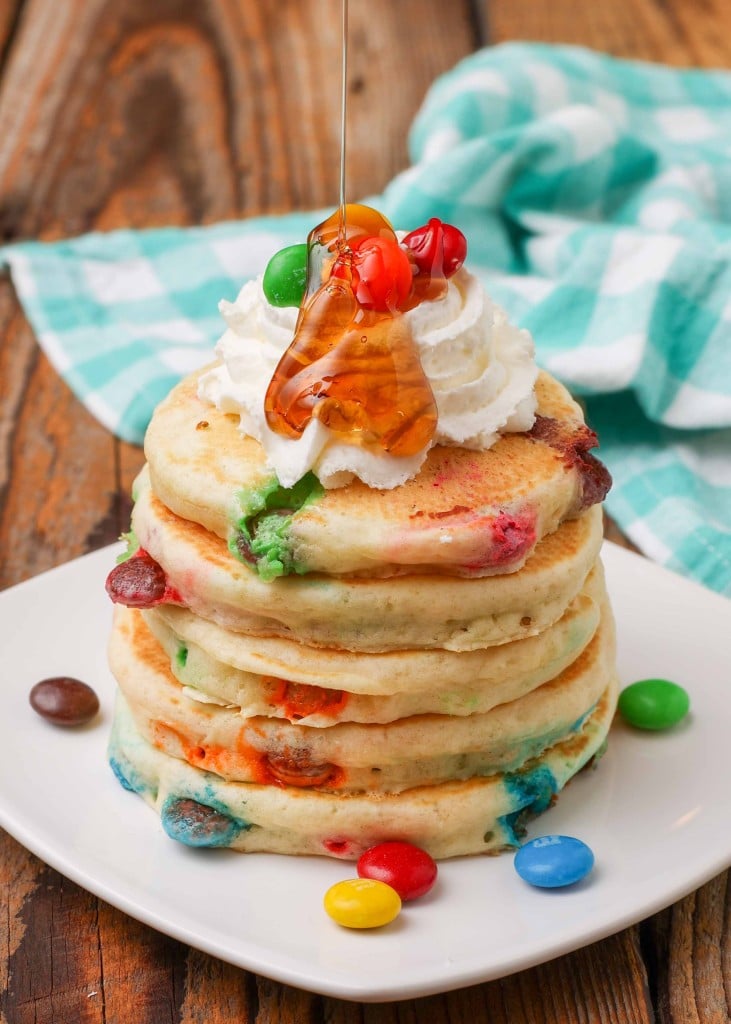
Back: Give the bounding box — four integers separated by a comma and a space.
488, 0, 731, 66
320, 930, 652, 1023
0, 835, 47, 1022
0, 854, 105, 1024
644, 873, 731, 1024
0, 0, 23, 70
176, 949, 257, 1024
0, 0, 477, 240
94, 902, 189, 1024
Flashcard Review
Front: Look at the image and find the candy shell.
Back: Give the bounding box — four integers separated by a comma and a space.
514, 835, 594, 888
618, 678, 690, 730
350, 236, 412, 311
29, 677, 99, 726
263, 244, 308, 307
357, 841, 437, 901
324, 878, 401, 929
403, 218, 467, 278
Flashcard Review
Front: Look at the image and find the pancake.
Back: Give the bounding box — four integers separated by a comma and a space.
108, 674, 617, 860
109, 601, 615, 794
131, 468, 604, 652
145, 367, 610, 580
144, 566, 604, 723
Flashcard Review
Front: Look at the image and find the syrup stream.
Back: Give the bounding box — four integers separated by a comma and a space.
337, 0, 348, 247
263, 0, 439, 457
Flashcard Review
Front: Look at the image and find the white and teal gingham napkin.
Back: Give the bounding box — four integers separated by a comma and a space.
4, 43, 731, 596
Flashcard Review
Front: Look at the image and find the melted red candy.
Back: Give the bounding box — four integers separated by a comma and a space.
357, 841, 438, 901
30, 677, 99, 726
529, 415, 612, 511
323, 838, 355, 857
491, 510, 537, 563
462, 509, 537, 574
105, 550, 181, 608
403, 218, 467, 279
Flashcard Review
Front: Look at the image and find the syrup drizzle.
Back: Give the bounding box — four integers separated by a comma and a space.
337, 0, 348, 247
263, 0, 439, 459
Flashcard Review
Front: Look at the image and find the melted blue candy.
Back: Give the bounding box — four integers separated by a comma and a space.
109, 755, 149, 797
498, 765, 558, 846
161, 796, 249, 848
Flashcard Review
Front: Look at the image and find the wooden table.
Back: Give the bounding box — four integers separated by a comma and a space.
1, 1, 728, 1020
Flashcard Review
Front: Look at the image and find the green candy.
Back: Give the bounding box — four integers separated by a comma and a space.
618, 678, 690, 731
263, 243, 308, 307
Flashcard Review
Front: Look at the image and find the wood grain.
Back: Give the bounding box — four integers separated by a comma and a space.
1, 864, 106, 1024
0, 0, 22, 60
644, 875, 731, 1024
0, 0, 476, 240
488, 0, 731, 67
318, 930, 653, 1023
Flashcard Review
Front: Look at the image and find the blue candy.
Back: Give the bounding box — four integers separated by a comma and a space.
514, 834, 594, 888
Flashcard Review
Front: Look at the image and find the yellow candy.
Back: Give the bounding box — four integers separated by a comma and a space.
324, 878, 401, 929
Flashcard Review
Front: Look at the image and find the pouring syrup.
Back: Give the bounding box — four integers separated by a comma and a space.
264, 0, 444, 459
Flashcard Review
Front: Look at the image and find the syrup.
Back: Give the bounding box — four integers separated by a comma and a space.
264, 0, 440, 459
265, 204, 440, 455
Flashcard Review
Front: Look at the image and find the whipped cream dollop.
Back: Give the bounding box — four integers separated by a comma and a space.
198, 262, 538, 489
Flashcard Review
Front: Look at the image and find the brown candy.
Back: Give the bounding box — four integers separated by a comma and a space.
264, 748, 339, 788
30, 677, 100, 726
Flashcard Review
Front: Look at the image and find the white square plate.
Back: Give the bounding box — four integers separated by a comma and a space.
1, 542, 730, 1002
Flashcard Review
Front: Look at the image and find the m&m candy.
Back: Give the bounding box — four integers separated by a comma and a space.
349, 235, 413, 312
357, 841, 437, 901
324, 878, 401, 929
618, 678, 690, 730
403, 218, 467, 278
263, 244, 308, 307
514, 835, 594, 888
29, 677, 99, 726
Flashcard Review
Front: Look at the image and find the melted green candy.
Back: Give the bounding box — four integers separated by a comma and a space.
233, 472, 324, 580
263, 244, 308, 307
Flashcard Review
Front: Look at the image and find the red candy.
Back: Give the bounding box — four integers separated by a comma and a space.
105, 550, 173, 608
349, 235, 413, 311
357, 841, 437, 901
403, 218, 467, 279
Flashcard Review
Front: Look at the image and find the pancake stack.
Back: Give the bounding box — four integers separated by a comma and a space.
106, 362, 616, 859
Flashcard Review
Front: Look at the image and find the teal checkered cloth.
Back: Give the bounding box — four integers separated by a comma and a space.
4, 43, 731, 596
